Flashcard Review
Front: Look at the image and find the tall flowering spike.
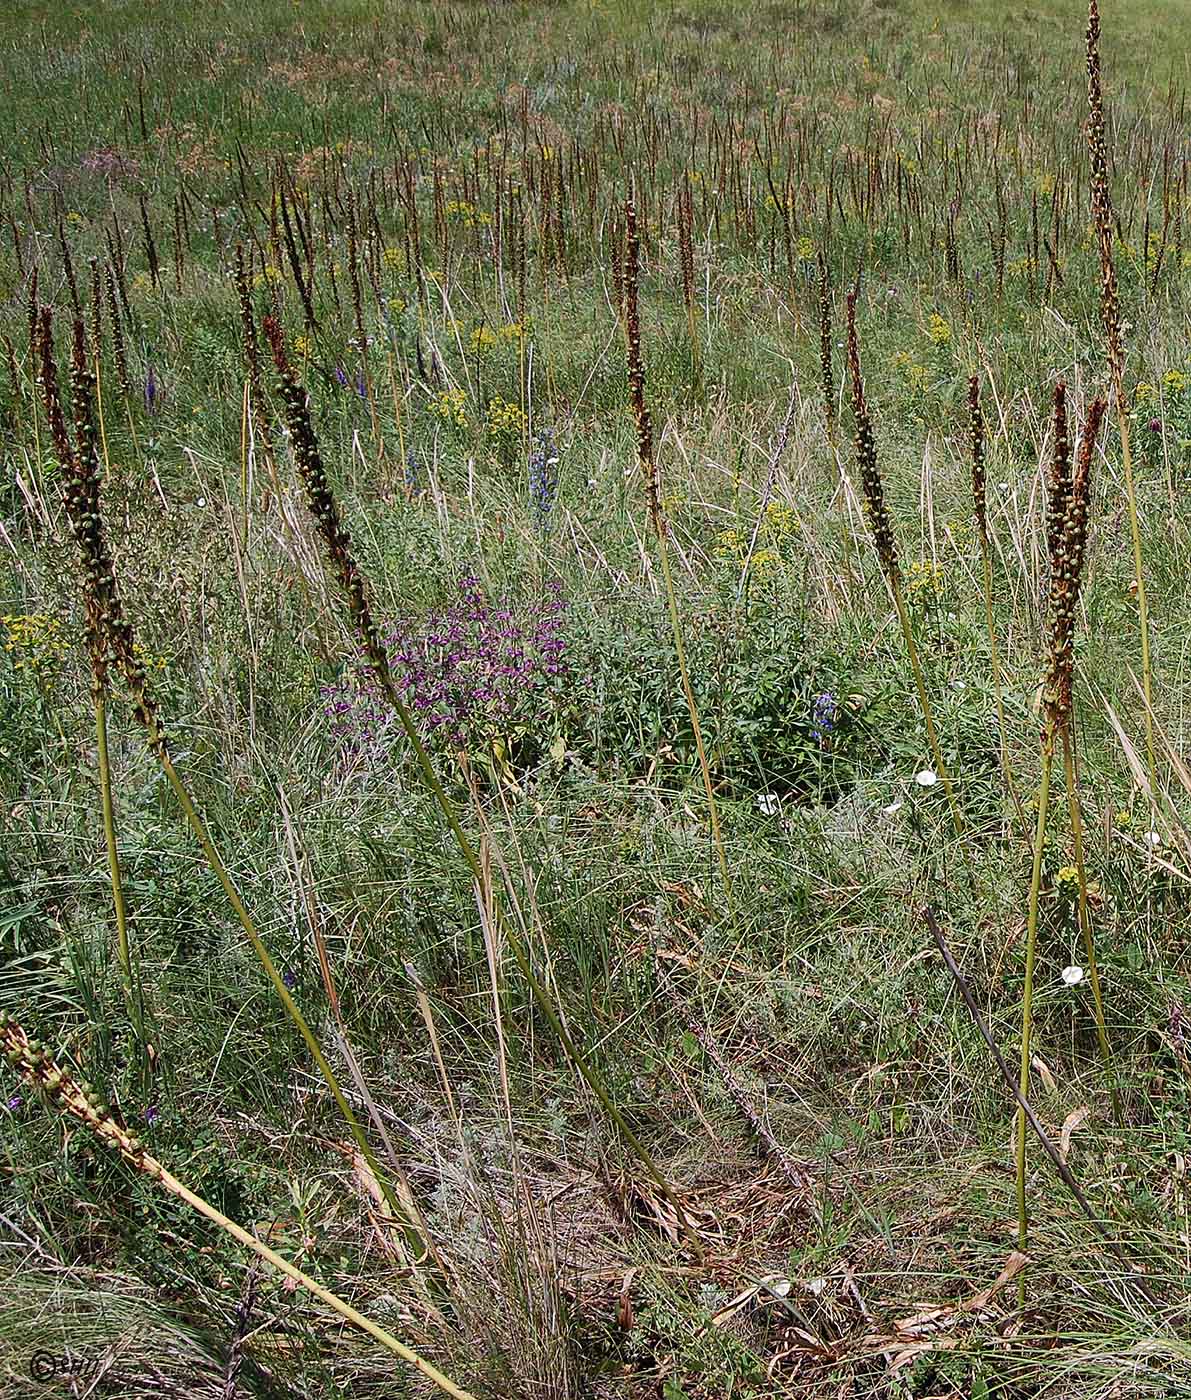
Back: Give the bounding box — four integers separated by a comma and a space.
623, 198, 662, 536
37, 311, 168, 750
1087, 0, 1124, 385
819, 253, 836, 442
35, 308, 74, 470
845, 289, 897, 578
968, 375, 986, 544
1045, 395, 1107, 726
105, 264, 130, 399
262, 314, 388, 677
1046, 379, 1071, 568
677, 178, 695, 314
63, 319, 107, 689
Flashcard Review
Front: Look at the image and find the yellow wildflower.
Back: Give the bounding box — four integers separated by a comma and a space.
927, 312, 951, 345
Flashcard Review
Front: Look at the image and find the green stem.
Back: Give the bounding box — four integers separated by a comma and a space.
1017, 721, 1056, 1303
979, 536, 1023, 826
94, 686, 143, 1045
155, 753, 431, 1268
1060, 722, 1119, 1118
655, 525, 733, 909
891, 577, 963, 835
685, 298, 701, 395
1115, 406, 1158, 806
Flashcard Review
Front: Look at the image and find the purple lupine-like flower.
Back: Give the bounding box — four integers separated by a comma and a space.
334, 365, 349, 388
282, 970, 297, 990
144, 1105, 159, 1125
404, 451, 421, 494
6, 1095, 22, 1111
1150, 417, 1162, 433
144, 364, 159, 412
810, 692, 837, 745
528, 426, 559, 525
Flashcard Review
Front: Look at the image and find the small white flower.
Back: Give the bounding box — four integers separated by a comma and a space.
756, 793, 780, 817
1145, 830, 1162, 848
195, 496, 206, 508
915, 769, 938, 788
882, 800, 904, 816
1061, 965, 1084, 986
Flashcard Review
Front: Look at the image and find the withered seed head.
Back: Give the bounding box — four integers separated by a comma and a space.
819, 253, 836, 443
846, 289, 897, 579
263, 314, 388, 680
1045, 394, 1106, 725
623, 198, 662, 536
968, 375, 986, 544
1086, 0, 1125, 386
105, 264, 129, 399
0, 1015, 152, 1174
38, 307, 166, 745
1046, 379, 1071, 569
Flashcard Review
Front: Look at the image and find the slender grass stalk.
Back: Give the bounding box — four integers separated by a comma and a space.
239, 376, 251, 546
261, 315, 705, 1258
1015, 718, 1055, 1302
0, 1016, 475, 1400
969, 375, 1020, 819
622, 197, 733, 903
1087, 0, 1157, 803
94, 690, 137, 1021
1060, 724, 1118, 1115
845, 290, 962, 834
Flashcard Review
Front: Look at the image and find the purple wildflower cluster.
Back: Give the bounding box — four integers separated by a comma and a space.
334, 364, 368, 398
528, 426, 559, 524
810, 691, 837, 746
321, 575, 572, 761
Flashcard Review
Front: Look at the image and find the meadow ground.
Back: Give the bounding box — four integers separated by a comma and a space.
3, 0, 1191, 1395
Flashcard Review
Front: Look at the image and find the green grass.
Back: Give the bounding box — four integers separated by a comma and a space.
3, 0, 1191, 1396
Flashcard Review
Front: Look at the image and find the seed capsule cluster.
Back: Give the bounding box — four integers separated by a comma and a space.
235, 244, 274, 464
968, 375, 987, 545
262, 315, 389, 683
0, 1012, 152, 1174
623, 199, 663, 537
1045, 395, 1106, 725
1086, 0, 1124, 386
36, 309, 167, 751
846, 290, 897, 579
1046, 380, 1071, 570
819, 254, 836, 443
